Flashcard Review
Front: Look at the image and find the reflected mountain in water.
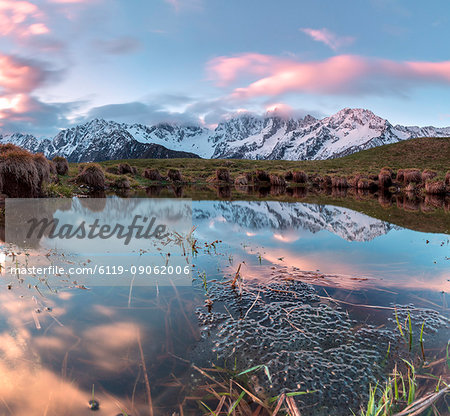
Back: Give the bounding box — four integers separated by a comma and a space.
194, 201, 396, 242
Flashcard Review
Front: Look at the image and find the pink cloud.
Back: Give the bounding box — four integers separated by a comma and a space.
300, 28, 355, 50
207, 53, 450, 99
207, 53, 277, 86
0, 0, 49, 38
265, 102, 294, 117
49, 0, 91, 3
0, 54, 52, 122
0, 55, 46, 94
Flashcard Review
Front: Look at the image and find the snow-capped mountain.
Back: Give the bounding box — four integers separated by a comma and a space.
193, 200, 396, 242
210, 108, 450, 160
1, 108, 449, 162
0, 119, 200, 162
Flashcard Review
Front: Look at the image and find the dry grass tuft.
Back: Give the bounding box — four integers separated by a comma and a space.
217, 185, 231, 198
0, 144, 47, 197
269, 174, 286, 186
292, 170, 308, 183
320, 175, 332, 187
215, 168, 231, 183
143, 168, 163, 181
234, 175, 248, 186
33, 153, 51, 185
348, 174, 362, 188
113, 175, 131, 189
254, 169, 270, 182
48, 160, 57, 175
405, 182, 417, 192
378, 167, 392, 188
331, 176, 348, 188
403, 169, 422, 184
52, 156, 69, 175
75, 163, 105, 190
167, 168, 182, 182
421, 169, 437, 183
425, 179, 446, 195
357, 178, 378, 190
117, 163, 136, 175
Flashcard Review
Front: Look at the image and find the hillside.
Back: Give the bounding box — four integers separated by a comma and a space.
98, 137, 450, 181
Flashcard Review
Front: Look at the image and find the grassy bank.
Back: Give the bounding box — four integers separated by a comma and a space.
94, 137, 450, 182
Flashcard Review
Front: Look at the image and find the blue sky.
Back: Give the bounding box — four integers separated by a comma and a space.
1, 0, 450, 136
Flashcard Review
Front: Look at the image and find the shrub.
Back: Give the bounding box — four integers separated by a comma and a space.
425, 179, 446, 195
446, 171, 450, 186
167, 169, 182, 182
421, 169, 437, 183
269, 174, 285, 186
144, 168, 163, 181
52, 156, 69, 175
215, 168, 231, 182
75, 164, 105, 190
254, 169, 270, 182
292, 170, 308, 183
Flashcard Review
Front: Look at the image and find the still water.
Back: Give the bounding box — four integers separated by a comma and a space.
0, 197, 448, 415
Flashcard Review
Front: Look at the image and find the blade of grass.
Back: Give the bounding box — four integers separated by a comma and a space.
227, 391, 246, 415
419, 321, 425, 360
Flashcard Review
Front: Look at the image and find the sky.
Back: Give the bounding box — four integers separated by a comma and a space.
1, 0, 450, 136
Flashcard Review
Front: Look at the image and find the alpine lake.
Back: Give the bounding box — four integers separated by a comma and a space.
0, 185, 448, 416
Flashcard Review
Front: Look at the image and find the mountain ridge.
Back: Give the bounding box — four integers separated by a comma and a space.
1, 108, 449, 162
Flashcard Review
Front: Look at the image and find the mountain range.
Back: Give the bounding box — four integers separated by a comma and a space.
1, 108, 449, 162
193, 200, 396, 242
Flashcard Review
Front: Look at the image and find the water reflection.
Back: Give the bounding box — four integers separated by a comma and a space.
192, 200, 449, 292
0, 196, 448, 415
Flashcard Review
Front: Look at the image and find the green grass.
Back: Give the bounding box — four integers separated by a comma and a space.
93, 137, 450, 183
